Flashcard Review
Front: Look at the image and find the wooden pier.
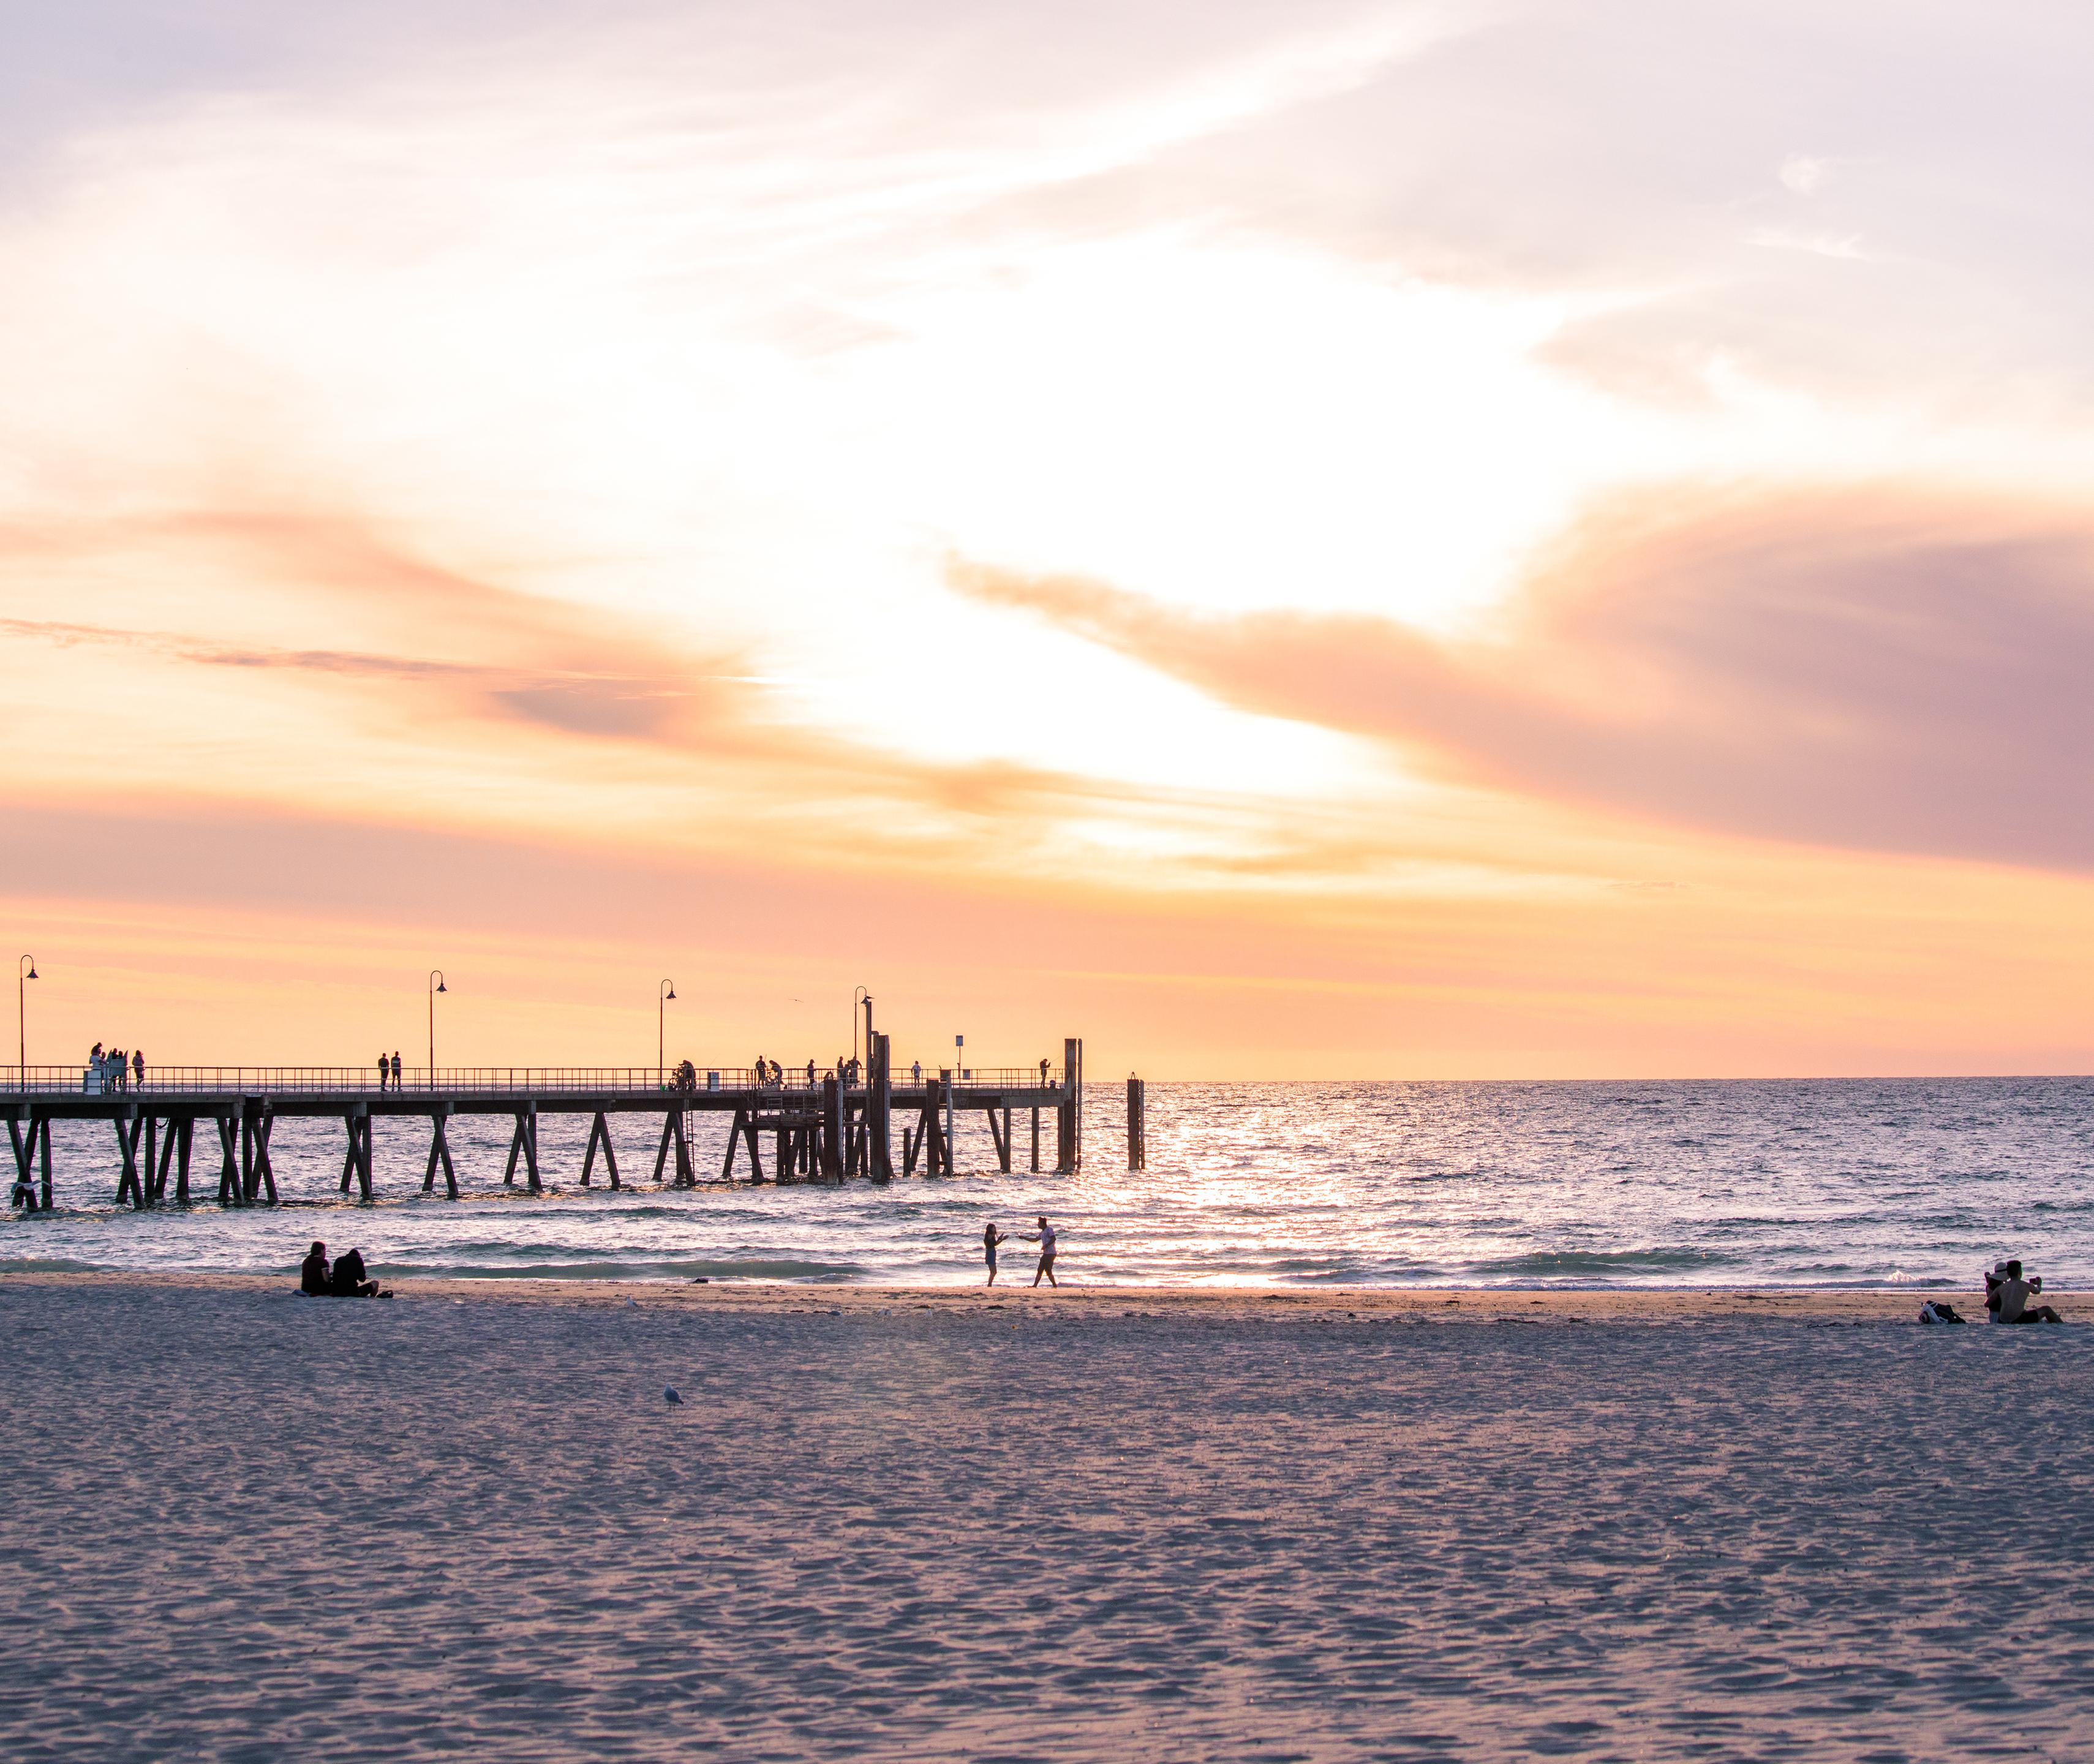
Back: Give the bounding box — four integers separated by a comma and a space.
6, 1035, 1145, 1211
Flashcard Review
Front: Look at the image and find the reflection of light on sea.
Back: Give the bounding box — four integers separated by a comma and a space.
8, 1078, 2094, 1289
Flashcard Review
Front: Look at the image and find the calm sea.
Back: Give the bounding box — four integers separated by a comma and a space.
6, 1079, 2092, 1287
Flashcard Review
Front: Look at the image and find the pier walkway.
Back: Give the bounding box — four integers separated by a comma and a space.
6, 1035, 1123, 1211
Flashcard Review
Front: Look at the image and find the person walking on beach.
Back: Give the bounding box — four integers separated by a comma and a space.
1020, 1215, 1058, 1287
983, 1221, 1008, 1286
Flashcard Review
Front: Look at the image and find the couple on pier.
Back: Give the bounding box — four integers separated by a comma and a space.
984, 1216, 1057, 1287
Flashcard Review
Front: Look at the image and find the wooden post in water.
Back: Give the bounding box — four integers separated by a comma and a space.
819, 1076, 843, 1180
424, 1106, 458, 1198
174, 1117, 193, 1206
341, 1104, 372, 1199
868, 1033, 893, 1183
581, 1111, 619, 1189
1126, 1076, 1145, 1171
216, 1114, 240, 1206
252, 1102, 279, 1204
113, 1106, 144, 1208
1055, 1038, 1082, 1172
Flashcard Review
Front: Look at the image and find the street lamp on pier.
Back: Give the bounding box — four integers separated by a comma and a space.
428, 970, 447, 1087
659, 979, 676, 1085
17, 954, 36, 1090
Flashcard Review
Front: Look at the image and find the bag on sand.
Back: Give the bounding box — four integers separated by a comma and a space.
1919, 1301, 1967, 1325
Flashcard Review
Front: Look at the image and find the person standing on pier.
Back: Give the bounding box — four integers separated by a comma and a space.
1020, 1215, 1058, 1287
377, 1052, 389, 1091
983, 1221, 1007, 1286
131, 1049, 145, 1090
391, 1051, 403, 1089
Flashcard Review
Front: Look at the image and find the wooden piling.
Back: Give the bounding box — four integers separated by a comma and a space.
1127, 1076, 1145, 1171
341, 1104, 374, 1199
114, 1106, 145, 1209
581, 1110, 619, 1189
718, 1107, 745, 1181
247, 1102, 278, 1204
1055, 1038, 1082, 1172
423, 1106, 458, 1198
216, 1114, 240, 1206
868, 1033, 894, 1183
505, 1106, 541, 1192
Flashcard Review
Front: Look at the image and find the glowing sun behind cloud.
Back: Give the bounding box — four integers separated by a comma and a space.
5, 0, 2094, 1077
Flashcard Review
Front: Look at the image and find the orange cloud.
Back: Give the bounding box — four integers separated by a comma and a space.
951, 484, 2094, 873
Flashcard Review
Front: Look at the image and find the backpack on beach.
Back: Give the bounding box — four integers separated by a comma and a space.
1918, 1301, 1967, 1325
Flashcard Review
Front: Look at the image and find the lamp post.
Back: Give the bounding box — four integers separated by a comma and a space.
428, 970, 446, 1087
851, 986, 870, 1076
659, 979, 676, 1085
17, 954, 36, 1090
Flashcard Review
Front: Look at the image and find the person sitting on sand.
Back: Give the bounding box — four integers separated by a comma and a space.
1019, 1215, 1058, 1287
301, 1241, 331, 1295
329, 1246, 382, 1298
983, 1221, 1008, 1286
1994, 1260, 2062, 1325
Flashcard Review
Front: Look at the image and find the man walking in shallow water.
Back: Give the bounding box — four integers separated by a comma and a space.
1019, 1215, 1058, 1287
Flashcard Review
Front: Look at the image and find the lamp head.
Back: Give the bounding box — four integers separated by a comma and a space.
666, 985, 677, 1001
24, 965, 36, 981
436, 979, 447, 994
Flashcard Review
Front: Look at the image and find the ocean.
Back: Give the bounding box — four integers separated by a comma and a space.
7, 1077, 2092, 1287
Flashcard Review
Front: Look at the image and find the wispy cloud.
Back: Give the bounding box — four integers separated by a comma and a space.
952, 483, 2094, 874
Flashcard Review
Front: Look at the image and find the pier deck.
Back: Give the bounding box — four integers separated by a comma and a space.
6, 1035, 1116, 1210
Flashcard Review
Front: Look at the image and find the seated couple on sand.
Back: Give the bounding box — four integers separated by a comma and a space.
1987, 1260, 2062, 1325
299, 1241, 390, 1299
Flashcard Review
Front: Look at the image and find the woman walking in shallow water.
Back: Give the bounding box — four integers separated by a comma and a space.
983, 1221, 1007, 1286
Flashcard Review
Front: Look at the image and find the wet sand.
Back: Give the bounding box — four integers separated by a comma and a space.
2, 1275, 2088, 1761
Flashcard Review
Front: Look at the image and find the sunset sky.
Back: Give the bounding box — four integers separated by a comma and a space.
6, 1, 2093, 1077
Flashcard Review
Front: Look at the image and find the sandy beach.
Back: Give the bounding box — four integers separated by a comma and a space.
3, 1275, 2089, 1761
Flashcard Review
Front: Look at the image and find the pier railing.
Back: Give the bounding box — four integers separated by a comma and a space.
6, 1064, 1058, 1097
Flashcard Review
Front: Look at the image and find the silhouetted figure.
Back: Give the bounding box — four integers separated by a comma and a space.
807, 1060, 816, 1087
131, 1049, 145, 1090
391, 1052, 402, 1089
1993, 1259, 2062, 1324
983, 1221, 1007, 1286
330, 1246, 382, 1298
1020, 1215, 1058, 1288
377, 1052, 390, 1092
301, 1241, 331, 1295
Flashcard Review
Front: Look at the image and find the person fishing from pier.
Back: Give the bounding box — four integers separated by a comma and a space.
1019, 1215, 1058, 1287
983, 1221, 1008, 1286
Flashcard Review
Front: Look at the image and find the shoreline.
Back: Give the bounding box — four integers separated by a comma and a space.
0, 1268, 2040, 1322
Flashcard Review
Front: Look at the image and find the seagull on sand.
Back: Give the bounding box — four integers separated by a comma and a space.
665, 1386, 684, 1406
